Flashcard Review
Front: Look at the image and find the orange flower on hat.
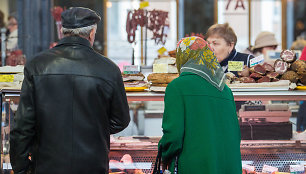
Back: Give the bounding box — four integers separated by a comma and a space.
189, 38, 207, 50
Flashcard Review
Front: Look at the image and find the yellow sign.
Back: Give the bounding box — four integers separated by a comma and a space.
153, 64, 168, 73
0, 75, 14, 82
139, 1, 149, 9
228, 61, 244, 71
157, 47, 167, 55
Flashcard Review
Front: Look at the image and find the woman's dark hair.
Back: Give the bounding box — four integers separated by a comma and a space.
205, 23, 237, 46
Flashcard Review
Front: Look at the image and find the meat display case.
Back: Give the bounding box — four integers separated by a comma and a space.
1, 89, 306, 173
126, 90, 306, 101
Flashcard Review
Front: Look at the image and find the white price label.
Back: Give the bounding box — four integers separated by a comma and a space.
123, 65, 140, 74
250, 55, 264, 67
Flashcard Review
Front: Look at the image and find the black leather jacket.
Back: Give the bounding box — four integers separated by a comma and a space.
10, 36, 130, 174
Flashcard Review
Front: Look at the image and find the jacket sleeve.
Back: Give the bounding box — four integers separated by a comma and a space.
158, 82, 185, 163
10, 66, 36, 174
109, 69, 130, 134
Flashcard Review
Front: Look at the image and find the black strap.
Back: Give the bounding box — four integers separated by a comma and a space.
153, 145, 162, 174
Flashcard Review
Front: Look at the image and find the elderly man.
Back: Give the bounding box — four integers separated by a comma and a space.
10, 7, 130, 174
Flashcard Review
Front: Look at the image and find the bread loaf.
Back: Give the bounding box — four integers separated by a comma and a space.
147, 73, 179, 84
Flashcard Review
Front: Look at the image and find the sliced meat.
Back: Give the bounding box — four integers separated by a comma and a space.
249, 73, 263, 79
281, 50, 296, 63
274, 59, 288, 75
249, 64, 266, 75
266, 72, 279, 79
257, 76, 270, 83
238, 65, 250, 77
124, 81, 148, 87
262, 62, 274, 72
272, 78, 280, 82
239, 77, 256, 83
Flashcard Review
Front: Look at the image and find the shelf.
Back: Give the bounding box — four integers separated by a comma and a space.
2, 89, 306, 101
127, 90, 306, 101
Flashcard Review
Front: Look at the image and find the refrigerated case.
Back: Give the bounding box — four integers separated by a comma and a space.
1, 89, 306, 173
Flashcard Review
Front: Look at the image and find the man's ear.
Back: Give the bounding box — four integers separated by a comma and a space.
90, 29, 95, 38
89, 28, 96, 45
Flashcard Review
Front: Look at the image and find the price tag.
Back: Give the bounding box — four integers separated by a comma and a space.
153, 64, 168, 73
123, 65, 140, 74
290, 165, 305, 173
228, 61, 244, 71
250, 55, 264, 67
139, 1, 149, 9
0, 75, 14, 82
262, 165, 278, 173
157, 47, 167, 55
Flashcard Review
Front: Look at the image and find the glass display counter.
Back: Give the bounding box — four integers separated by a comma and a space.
1, 89, 306, 173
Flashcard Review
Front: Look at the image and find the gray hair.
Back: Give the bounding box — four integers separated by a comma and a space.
62, 24, 97, 38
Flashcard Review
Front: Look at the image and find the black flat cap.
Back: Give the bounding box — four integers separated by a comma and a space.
61, 7, 101, 29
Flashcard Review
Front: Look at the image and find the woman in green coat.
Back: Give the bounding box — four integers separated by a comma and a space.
158, 37, 242, 174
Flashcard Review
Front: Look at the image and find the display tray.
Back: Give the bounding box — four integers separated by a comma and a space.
230, 87, 290, 92
125, 87, 148, 92
228, 80, 290, 91
296, 86, 306, 90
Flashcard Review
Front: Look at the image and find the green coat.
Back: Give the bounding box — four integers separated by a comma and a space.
158, 72, 242, 174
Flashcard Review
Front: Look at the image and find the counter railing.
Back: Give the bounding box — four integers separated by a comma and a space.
126, 90, 306, 101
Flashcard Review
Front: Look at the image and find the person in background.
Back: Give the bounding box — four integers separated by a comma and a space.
6, 13, 18, 51
10, 7, 130, 174
291, 39, 306, 52
252, 31, 278, 62
159, 36, 242, 174
206, 23, 254, 76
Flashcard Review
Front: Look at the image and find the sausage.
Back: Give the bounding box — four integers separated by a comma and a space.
281, 50, 296, 63
274, 59, 288, 75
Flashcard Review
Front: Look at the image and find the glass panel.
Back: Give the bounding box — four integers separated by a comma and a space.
114, 101, 164, 137
1, 94, 20, 172
184, 0, 215, 36
107, 0, 177, 66
251, 0, 282, 50
218, 0, 282, 51
218, 0, 249, 51
294, 0, 306, 40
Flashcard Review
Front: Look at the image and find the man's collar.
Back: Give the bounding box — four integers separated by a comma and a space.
55, 36, 92, 49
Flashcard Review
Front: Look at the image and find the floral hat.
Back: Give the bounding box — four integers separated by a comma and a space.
176, 36, 226, 91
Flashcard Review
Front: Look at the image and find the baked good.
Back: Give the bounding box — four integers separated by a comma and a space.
147, 73, 179, 84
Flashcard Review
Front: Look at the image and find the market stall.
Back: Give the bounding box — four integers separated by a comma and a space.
1, 88, 306, 173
